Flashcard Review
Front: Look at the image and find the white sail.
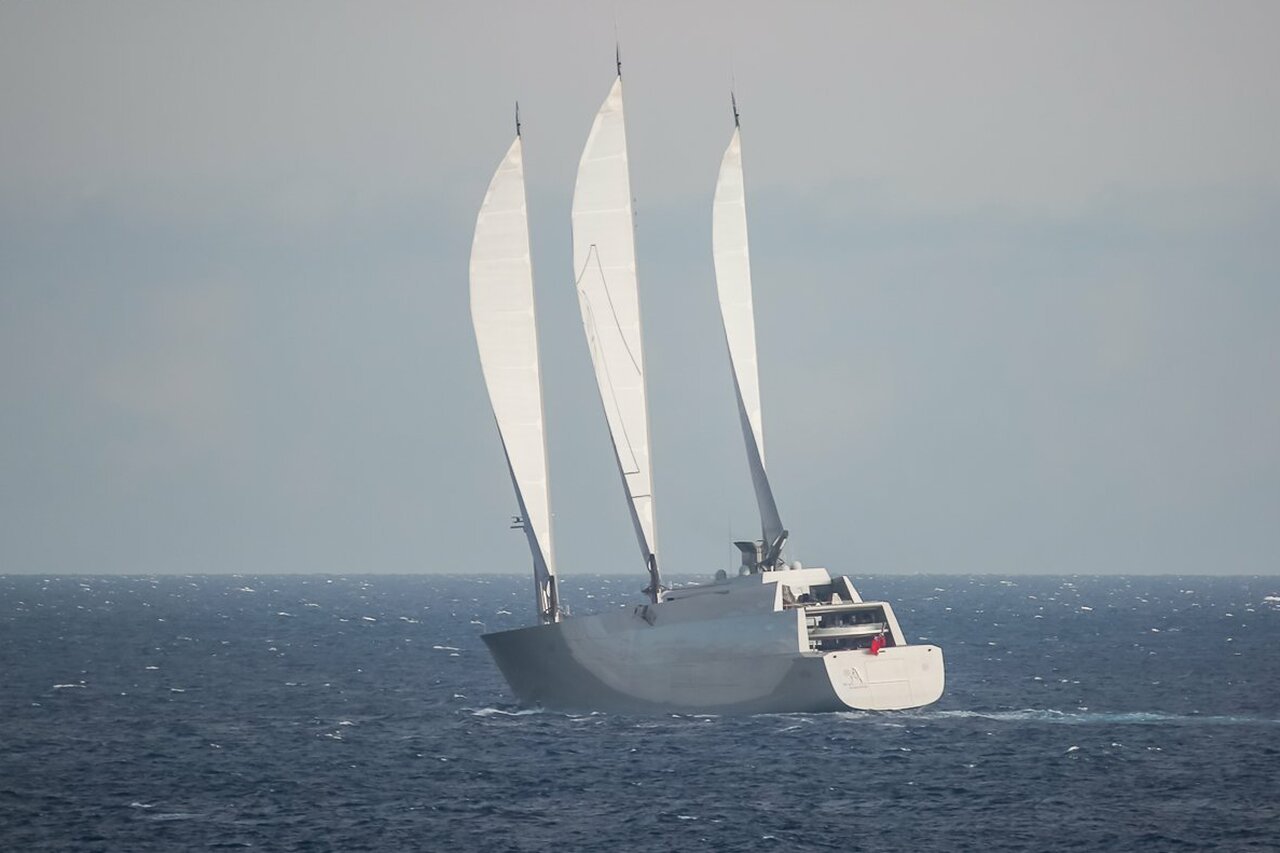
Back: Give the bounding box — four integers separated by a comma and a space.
713, 126, 786, 552
470, 135, 559, 622
571, 77, 660, 584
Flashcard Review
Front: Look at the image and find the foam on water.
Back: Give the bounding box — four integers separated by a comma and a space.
917, 708, 1280, 725
466, 706, 549, 718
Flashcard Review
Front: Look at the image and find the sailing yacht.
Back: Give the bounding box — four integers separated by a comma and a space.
469, 69, 944, 714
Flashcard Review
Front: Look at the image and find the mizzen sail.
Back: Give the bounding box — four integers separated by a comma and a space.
470, 134, 560, 622
571, 77, 662, 597
713, 124, 787, 561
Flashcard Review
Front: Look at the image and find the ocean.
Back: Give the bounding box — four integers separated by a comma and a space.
2, 573, 1277, 851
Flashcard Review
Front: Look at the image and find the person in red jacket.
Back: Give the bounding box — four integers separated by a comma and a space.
869, 631, 886, 655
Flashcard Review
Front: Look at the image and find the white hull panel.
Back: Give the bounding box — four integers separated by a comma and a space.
483, 603, 944, 715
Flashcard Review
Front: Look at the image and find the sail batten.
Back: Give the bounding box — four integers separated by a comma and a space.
470, 136, 560, 623
713, 127, 786, 551
571, 78, 661, 592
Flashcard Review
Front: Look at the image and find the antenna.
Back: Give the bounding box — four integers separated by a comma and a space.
515, 100, 521, 137
731, 90, 740, 128
613, 6, 622, 78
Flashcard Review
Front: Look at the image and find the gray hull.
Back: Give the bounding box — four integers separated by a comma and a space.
481, 572, 945, 715
483, 621, 849, 715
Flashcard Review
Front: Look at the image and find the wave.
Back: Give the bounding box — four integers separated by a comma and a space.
465, 705, 609, 721
148, 812, 203, 822
902, 708, 1280, 725
466, 706, 548, 718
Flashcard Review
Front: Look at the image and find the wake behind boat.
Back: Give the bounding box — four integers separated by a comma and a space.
469, 62, 943, 714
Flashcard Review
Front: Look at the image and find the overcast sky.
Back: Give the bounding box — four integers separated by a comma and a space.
2, 2, 1277, 580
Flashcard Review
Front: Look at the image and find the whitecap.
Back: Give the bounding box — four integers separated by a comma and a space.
920, 708, 1280, 726
52, 683, 85, 689
432, 645, 460, 651
468, 706, 544, 718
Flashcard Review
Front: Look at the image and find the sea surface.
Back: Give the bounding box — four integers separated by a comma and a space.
1, 573, 1277, 851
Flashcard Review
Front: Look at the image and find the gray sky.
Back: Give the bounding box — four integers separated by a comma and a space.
2, 1, 1277, 578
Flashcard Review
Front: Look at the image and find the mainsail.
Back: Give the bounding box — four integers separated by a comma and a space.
571, 76, 663, 599
713, 118, 788, 566
470, 133, 560, 623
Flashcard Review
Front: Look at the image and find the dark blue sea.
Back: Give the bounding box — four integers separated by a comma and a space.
2, 574, 1277, 851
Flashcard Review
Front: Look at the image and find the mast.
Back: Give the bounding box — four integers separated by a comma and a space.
712, 94, 789, 570
571, 63, 664, 602
470, 131, 561, 623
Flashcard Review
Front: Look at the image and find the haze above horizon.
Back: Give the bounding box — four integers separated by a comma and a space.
2, 2, 1277, 576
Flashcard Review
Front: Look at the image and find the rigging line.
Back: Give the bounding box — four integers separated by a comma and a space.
591, 239, 645, 371
580, 296, 642, 476
575, 283, 643, 477
576, 239, 645, 371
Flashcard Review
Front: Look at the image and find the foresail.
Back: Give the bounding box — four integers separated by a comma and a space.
470, 135, 559, 622
571, 77, 660, 578
713, 128, 786, 551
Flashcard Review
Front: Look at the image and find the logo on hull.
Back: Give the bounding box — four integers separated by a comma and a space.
841, 666, 866, 690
